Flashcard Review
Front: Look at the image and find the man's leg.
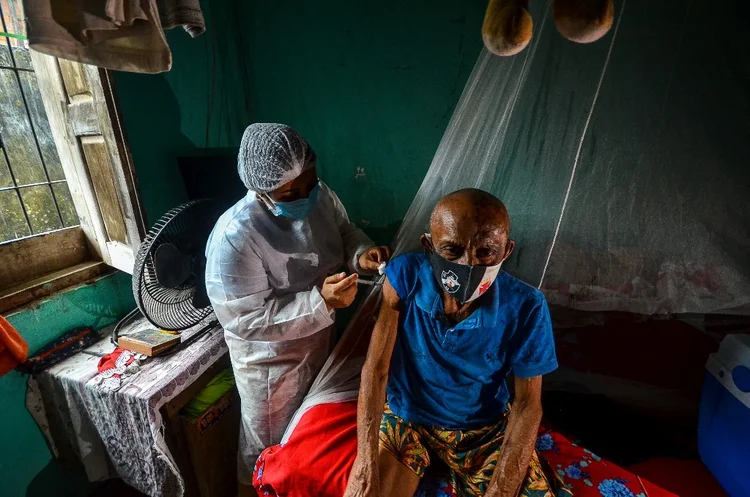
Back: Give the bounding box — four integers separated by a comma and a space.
377, 404, 427, 497
378, 446, 422, 497
421, 416, 511, 496
422, 412, 565, 497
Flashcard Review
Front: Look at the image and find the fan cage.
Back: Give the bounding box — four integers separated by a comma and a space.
133, 199, 223, 331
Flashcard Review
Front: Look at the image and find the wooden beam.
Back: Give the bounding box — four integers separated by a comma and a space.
29, 51, 108, 261
0, 261, 108, 313
88, 66, 148, 240
0, 227, 91, 292
80, 136, 128, 244
57, 59, 90, 99
29, 52, 144, 275
68, 99, 101, 136
106, 241, 135, 274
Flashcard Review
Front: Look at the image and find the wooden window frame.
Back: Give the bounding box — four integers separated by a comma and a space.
0, 53, 146, 313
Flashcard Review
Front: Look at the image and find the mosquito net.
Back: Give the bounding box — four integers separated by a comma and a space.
395, 0, 750, 315
282, 0, 750, 438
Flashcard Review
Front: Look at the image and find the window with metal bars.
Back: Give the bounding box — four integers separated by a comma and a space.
0, 0, 79, 243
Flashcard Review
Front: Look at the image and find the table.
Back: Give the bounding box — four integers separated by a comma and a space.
26, 318, 229, 497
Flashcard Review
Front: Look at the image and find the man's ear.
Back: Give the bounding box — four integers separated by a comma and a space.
503, 239, 515, 262
420, 233, 433, 253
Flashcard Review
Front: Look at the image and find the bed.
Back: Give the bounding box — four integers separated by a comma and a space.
252, 400, 677, 497
250, 291, 680, 497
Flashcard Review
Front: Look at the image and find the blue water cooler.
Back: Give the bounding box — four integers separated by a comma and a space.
698, 334, 750, 497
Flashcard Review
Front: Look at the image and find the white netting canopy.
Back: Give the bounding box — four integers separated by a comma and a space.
283, 0, 750, 437
395, 0, 750, 316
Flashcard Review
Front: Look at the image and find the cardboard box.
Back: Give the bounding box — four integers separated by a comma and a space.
180, 388, 241, 497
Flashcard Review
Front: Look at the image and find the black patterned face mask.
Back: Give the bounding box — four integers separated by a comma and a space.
425, 236, 502, 304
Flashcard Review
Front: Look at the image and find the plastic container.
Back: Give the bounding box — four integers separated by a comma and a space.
698, 334, 750, 497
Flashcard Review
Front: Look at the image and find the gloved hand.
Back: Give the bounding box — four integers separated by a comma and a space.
358, 246, 392, 272
322, 272, 359, 311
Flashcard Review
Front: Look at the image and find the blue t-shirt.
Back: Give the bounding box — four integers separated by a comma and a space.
385, 254, 558, 430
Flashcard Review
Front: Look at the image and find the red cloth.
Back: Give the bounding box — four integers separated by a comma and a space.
254, 400, 679, 497
254, 402, 358, 497
96, 347, 138, 373
0, 315, 28, 376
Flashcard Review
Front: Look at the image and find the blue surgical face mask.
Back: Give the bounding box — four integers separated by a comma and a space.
264, 183, 320, 219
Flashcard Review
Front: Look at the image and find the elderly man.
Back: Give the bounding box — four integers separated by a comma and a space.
344, 189, 567, 497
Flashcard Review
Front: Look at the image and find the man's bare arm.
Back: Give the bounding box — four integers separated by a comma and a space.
486, 376, 543, 497
343, 279, 401, 497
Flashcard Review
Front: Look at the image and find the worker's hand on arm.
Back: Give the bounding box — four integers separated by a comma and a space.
343, 279, 401, 497
358, 246, 392, 272
485, 376, 544, 497
321, 272, 359, 311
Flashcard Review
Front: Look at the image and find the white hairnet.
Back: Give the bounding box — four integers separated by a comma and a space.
237, 123, 317, 193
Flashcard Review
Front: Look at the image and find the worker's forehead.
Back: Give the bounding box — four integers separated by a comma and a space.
273, 167, 317, 192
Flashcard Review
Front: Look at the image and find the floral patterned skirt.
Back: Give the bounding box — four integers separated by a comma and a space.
379, 404, 572, 497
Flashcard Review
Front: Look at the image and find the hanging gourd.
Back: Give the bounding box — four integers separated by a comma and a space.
554, 0, 614, 43
483, 0, 614, 56
482, 0, 534, 57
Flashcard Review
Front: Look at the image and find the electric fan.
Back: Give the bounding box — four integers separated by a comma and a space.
113, 199, 226, 353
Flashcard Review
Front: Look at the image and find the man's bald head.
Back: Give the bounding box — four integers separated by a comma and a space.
431, 189, 510, 234
423, 189, 514, 266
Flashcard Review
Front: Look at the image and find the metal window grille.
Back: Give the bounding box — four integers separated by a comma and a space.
0, 0, 79, 243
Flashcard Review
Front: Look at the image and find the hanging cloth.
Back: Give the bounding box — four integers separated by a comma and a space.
22, 0, 205, 73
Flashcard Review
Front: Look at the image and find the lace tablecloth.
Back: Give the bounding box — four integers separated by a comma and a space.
26, 319, 227, 497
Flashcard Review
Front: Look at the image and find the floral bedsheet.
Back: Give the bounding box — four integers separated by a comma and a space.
413, 430, 677, 497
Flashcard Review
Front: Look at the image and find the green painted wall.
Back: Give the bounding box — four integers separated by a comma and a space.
238, 0, 484, 242
112, 1, 256, 224
112, 0, 485, 240
0, 272, 135, 497
3, 1, 485, 495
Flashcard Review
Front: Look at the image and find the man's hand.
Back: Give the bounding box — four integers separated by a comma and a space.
321, 272, 359, 311
485, 376, 543, 497
358, 246, 392, 272
343, 457, 379, 497
344, 279, 401, 497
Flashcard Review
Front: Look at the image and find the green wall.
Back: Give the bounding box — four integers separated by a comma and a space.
0, 273, 135, 497
112, 0, 485, 239
3, 1, 486, 495
112, 1, 257, 224
237, 0, 484, 241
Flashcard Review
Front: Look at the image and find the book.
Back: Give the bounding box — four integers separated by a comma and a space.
118, 329, 181, 356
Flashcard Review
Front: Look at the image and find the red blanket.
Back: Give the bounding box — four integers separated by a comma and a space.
254, 400, 678, 497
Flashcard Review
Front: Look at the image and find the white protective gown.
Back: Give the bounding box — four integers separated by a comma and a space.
204, 181, 373, 483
